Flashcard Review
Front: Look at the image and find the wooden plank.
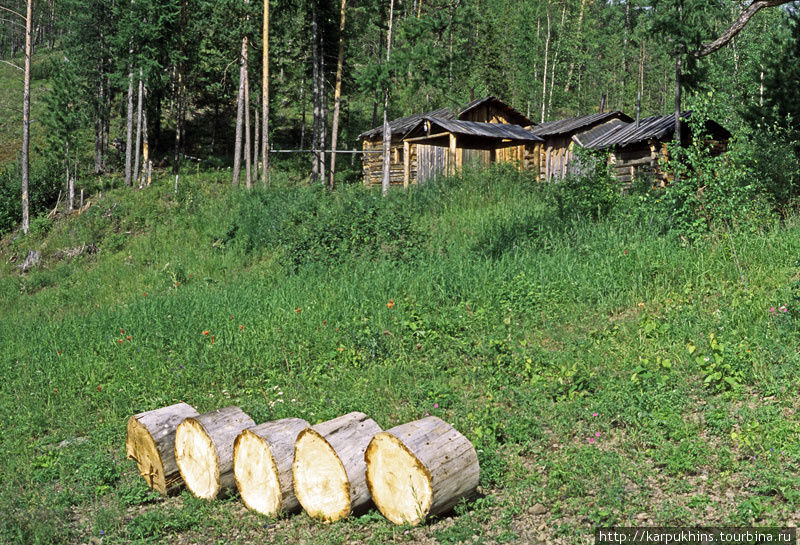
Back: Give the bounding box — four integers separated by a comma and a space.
403, 141, 410, 187
449, 134, 457, 176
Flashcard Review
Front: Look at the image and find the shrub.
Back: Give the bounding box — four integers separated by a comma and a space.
228, 184, 425, 268
0, 159, 62, 235
548, 147, 619, 221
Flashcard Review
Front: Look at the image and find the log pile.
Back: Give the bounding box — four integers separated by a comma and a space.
126, 404, 479, 525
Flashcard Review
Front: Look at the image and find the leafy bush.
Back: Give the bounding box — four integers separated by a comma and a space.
228, 184, 425, 268
0, 159, 63, 235
548, 147, 619, 221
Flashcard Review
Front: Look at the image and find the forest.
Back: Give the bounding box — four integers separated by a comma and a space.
1, 0, 800, 226
4, 1, 800, 545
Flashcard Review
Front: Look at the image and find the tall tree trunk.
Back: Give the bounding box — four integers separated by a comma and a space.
319, 29, 326, 180
300, 76, 306, 150
540, 8, 550, 123
674, 54, 682, 146
261, 0, 269, 184
140, 89, 150, 187
381, 0, 395, 196
133, 69, 143, 186
548, 5, 566, 117
328, 0, 347, 191
252, 104, 259, 182
125, 66, 134, 186
21, 0, 32, 234
66, 140, 73, 211
244, 46, 252, 189
232, 31, 248, 186
311, 1, 320, 183
564, 0, 587, 93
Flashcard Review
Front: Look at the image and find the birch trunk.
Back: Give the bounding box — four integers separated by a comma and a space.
232, 32, 247, 186
268, 0, 274, 185
328, 0, 347, 190
311, 2, 320, 183
125, 65, 134, 186
541, 8, 550, 123
133, 69, 143, 186
244, 44, 252, 189
380, 0, 395, 195
21, 0, 30, 233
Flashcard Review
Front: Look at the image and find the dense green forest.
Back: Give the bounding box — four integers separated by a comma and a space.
2, 0, 800, 232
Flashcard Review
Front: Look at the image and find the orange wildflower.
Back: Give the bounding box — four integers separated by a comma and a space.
126, 335, 132, 341
387, 299, 395, 309
202, 330, 210, 336
295, 307, 302, 314
239, 325, 244, 331
117, 339, 123, 344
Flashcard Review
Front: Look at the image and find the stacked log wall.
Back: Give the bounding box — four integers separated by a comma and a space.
362, 137, 412, 187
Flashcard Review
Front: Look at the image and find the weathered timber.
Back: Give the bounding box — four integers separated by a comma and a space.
175, 406, 255, 499
292, 412, 382, 522
126, 402, 199, 495
365, 416, 479, 525
234, 417, 310, 516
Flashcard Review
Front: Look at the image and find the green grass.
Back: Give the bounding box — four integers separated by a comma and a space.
2, 164, 800, 544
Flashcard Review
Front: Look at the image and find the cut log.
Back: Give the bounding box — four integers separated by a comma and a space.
174, 406, 255, 500
126, 402, 199, 495
234, 417, 310, 516
292, 411, 382, 522
365, 416, 479, 525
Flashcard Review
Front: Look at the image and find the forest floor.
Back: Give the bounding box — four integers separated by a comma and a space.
2, 166, 800, 544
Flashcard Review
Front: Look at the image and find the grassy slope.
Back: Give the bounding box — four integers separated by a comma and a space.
1, 167, 800, 544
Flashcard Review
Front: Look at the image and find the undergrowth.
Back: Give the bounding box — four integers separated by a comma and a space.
2, 165, 800, 544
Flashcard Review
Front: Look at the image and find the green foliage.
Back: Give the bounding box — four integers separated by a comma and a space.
0, 160, 62, 235
548, 147, 619, 222
228, 184, 424, 269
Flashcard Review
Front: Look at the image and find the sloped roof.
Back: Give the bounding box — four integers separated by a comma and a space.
358, 107, 455, 140
530, 111, 634, 137
415, 117, 543, 142
458, 96, 534, 126
581, 112, 732, 148
572, 118, 630, 147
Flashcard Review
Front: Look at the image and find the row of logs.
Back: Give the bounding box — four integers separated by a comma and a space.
126, 403, 480, 526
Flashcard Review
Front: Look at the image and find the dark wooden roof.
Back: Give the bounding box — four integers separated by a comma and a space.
458, 96, 534, 126
581, 112, 732, 149
358, 107, 455, 140
571, 118, 630, 147
417, 117, 543, 142
530, 111, 634, 137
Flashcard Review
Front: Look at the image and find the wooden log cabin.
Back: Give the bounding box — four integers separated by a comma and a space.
401, 117, 543, 186
578, 112, 732, 189
359, 96, 534, 187
529, 111, 634, 181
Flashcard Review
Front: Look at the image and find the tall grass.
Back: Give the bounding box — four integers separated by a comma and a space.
2, 166, 800, 543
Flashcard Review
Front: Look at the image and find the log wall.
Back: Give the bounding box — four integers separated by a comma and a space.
362, 137, 412, 187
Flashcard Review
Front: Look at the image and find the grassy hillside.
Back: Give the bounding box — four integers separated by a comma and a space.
2, 167, 800, 544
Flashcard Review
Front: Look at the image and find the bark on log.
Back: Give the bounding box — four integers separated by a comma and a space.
126, 402, 199, 496
234, 417, 310, 516
174, 406, 255, 499
365, 416, 479, 525
292, 411, 382, 522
